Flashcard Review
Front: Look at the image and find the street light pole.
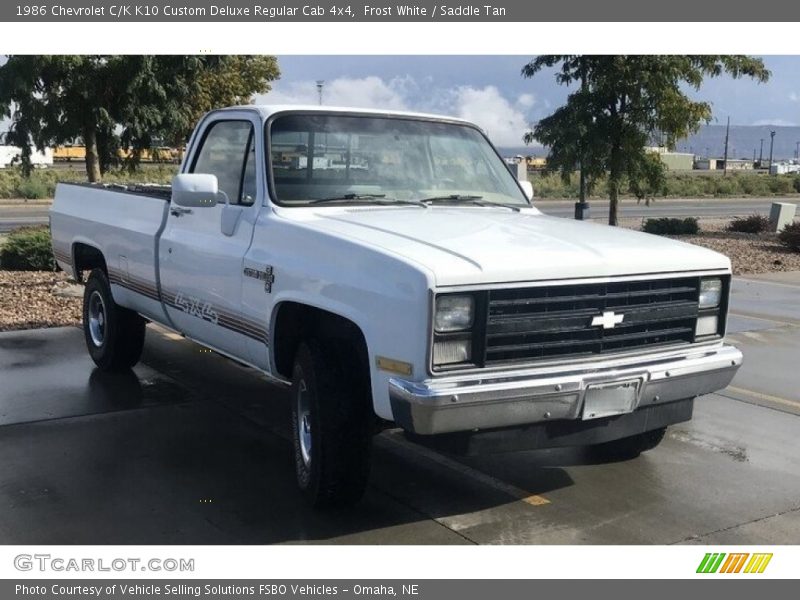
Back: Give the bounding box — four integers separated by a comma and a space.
768, 130, 776, 173
315, 80, 325, 105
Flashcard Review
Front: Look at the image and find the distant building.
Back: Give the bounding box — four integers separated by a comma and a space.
0, 145, 53, 169
646, 146, 694, 171
694, 158, 718, 170
721, 158, 754, 171
770, 162, 800, 175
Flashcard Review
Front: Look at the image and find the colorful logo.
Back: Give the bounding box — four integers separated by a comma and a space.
697, 552, 772, 574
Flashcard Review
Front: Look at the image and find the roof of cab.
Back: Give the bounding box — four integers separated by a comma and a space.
211, 104, 474, 126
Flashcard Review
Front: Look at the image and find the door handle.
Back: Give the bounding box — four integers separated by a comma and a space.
170, 206, 193, 217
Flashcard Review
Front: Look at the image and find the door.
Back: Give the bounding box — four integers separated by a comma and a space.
159, 117, 259, 359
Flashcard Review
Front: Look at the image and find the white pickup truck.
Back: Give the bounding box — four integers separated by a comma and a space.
50, 105, 742, 507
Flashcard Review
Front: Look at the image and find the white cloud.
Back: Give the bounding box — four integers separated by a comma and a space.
450, 85, 533, 147
517, 93, 536, 109
258, 76, 534, 147
752, 118, 798, 127
259, 76, 409, 111
790, 92, 799, 103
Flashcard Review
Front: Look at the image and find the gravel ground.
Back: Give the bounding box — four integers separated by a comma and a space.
1, 216, 799, 331
0, 271, 82, 332
614, 217, 800, 275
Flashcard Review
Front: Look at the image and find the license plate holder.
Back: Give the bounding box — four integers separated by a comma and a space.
582, 379, 641, 420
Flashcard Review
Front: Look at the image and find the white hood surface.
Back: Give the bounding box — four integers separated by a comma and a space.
289, 207, 731, 286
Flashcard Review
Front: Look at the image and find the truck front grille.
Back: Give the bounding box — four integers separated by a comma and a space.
484, 277, 700, 365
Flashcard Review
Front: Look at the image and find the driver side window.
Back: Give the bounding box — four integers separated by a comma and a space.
191, 120, 256, 206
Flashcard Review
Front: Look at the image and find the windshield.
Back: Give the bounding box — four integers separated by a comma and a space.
268, 113, 529, 207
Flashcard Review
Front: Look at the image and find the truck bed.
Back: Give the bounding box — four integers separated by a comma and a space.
50, 181, 172, 323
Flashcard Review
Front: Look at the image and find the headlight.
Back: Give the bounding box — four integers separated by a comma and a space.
699, 278, 722, 308
434, 295, 475, 332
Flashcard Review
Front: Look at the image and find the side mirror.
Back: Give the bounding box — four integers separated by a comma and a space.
172, 174, 219, 208
519, 180, 534, 201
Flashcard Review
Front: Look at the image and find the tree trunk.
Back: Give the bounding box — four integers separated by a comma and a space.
608, 182, 619, 226
83, 126, 102, 183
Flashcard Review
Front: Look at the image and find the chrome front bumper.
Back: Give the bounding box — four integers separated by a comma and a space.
389, 344, 742, 435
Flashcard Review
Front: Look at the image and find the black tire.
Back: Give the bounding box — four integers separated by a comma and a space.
592, 426, 668, 460
82, 268, 146, 371
290, 339, 372, 508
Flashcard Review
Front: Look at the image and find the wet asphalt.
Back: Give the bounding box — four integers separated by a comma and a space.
1, 274, 799, 544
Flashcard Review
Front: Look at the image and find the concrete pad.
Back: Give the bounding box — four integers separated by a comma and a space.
0, 327, 190, 426
730, 277, 800, 324
453, 394, 800, 544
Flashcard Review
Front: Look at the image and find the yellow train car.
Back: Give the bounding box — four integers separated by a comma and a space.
53, 145, 86, 162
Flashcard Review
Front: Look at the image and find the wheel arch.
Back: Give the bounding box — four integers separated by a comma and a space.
71, 240, 107, 283
271, 300, 371, 387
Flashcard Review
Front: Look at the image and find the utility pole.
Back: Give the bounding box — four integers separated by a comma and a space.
759, 138, 764, 165
796, 141, 799, 160
722, 117, 730, 176
316, 80, 325, 105
575, 56, 590, 221
768, 130, 776, 173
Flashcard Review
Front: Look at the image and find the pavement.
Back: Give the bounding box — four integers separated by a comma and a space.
1, 197, 799, 232
1, 274, 799, 544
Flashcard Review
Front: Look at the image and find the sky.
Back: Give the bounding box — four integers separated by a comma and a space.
258, 55, 800, 149
2, 55, 798, 152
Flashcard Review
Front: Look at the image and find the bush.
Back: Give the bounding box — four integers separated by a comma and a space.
794, 176, 800, 194
727, 214, 771, 234
643, 217, 699, 236
778, 221, 800, 252
15, 178, 52, 199
0, 226, 56, 271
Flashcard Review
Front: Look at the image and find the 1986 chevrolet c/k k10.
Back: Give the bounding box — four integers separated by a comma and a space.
50, 106, 742, 506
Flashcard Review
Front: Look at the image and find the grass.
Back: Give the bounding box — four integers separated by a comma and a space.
529, 171, 800, 200
0, 165, 177, 199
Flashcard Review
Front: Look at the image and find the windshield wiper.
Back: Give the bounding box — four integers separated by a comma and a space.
419, 194, 520, 212
310, 194, 426, 208
311, 193, 387, 204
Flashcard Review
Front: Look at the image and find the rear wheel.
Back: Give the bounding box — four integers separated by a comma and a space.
592, 427, 668, 460
82, 268, 146, 371
290, 339, 372, 508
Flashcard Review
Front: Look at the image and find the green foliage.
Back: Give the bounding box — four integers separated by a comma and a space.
0, 55, 280, 182
522, 55, 770, 225
727, 214, 771, 234
528, 171, 800, 200
0, 165, 177, 199
0, 226, 55, 271
643, 217, 700, 236
15, 178, 50, 199
778, 221, 800, 252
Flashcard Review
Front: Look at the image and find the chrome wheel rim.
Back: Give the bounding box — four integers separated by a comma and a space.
296, 378, 312, 468
88, 291, 107, 347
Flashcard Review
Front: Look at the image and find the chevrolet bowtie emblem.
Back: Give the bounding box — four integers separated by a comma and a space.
591, 310, 625, 329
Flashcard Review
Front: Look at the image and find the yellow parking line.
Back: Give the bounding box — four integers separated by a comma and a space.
522, 495, 551, 506
726, 385, 800, 410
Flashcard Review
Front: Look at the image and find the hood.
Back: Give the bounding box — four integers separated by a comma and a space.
284, 206, 730, 286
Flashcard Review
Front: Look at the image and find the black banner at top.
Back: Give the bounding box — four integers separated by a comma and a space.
2, 0, 798, 22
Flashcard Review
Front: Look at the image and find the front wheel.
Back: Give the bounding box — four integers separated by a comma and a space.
82, 269, 146, 371
591, 427, 668, 460
290, 339, 372, 508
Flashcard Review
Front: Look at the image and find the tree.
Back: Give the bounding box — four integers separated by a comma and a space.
522, 56, 770, 225
0, 55, 279, 182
